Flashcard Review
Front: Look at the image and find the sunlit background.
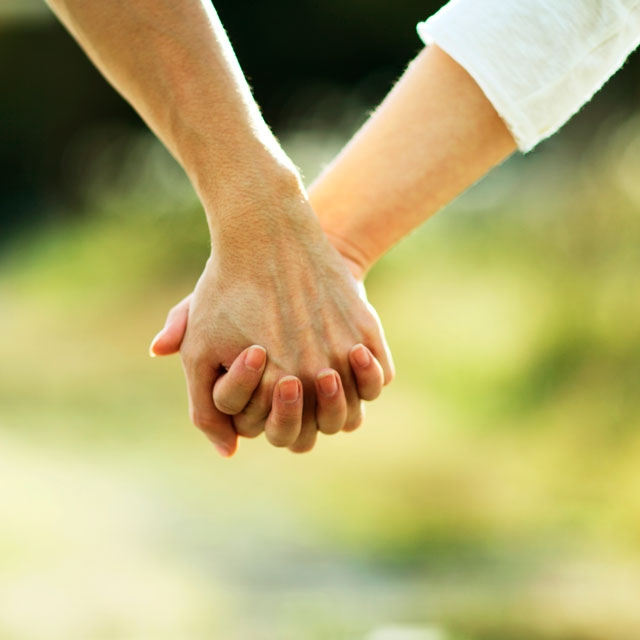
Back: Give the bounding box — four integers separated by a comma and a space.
2, 2, 640, 639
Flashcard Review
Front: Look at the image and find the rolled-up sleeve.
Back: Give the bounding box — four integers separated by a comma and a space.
417, 0, 640, 151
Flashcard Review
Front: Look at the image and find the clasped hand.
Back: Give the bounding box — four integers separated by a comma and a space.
151, 174, 393, 456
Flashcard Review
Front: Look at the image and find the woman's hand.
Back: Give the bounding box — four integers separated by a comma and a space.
213, 341, 386, 440
152, 302, 388, 455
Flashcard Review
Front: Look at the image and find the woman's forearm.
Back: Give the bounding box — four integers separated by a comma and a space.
45, 0, 298, 224
309, 45, 517, 277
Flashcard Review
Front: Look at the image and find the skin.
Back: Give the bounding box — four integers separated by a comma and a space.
151, 297, 386, 453
45, 0, 394, 457
153, 45, 518, 451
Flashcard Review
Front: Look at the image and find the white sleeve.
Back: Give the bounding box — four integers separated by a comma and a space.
417, 0, 640, 151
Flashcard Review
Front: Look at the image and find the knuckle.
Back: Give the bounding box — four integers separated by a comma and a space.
234, 408, 267, 437
361, 315, 381, 340
343, 408, 364, 432
317, 404, 346, 434
180, 347, 201, 370
267, 415, 301, 447
214, 396, 242, 415
276, 413, 300, 432
234, 377, 261, 397
190, 410, 218, 433
234, 420, 263, 438
289, 423, 318, 453
180, 347, 193, 365
360, 385, 382, 401
318, 419, 342, 435
241, 393, 270, 421
289, 440, 315, 454
266, 430, 297, 447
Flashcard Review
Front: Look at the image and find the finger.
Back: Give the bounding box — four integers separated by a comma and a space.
349, 344, 384, 401
342, 401, 365, 433
288, 414, 318, 453
213, 345, 267, 415
313, 369, 347, 435
364, 305, 395, 385
289, 382, 319, 453
232, 376, 273, 439
182, 357, 238, 457
264, 376, 303, 447
150, 294, 192, 356
338, 363, 364, 432
372, 337, 395, 386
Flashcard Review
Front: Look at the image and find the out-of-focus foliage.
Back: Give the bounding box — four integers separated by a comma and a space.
2, 103, 640, 638
2, 2, 640, 639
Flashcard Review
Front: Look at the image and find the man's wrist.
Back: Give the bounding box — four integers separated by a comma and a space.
182, 127, 305, 235
197, 154, 317, 258
181, 121, 296, 195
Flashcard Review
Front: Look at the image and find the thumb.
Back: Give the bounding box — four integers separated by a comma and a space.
149, 294, 192, 357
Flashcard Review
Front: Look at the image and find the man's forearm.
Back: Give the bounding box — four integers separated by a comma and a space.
46, 0, 297, 221
309, 45, 517, 276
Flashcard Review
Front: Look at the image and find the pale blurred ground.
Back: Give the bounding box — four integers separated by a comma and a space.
2, 56, 640, 640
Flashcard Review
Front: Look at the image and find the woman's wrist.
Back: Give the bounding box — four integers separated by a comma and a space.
319, 230, 371, 281
308, 181, 374, 281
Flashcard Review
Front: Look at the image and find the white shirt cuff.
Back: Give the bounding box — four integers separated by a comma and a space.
417, 0, 640, 152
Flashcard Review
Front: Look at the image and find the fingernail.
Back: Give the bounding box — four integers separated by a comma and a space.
214, 443, 232, 458
279, 377, 300, 404
244, 345, 266, 371
317, 370, 338, 397
353, 345, 371, 368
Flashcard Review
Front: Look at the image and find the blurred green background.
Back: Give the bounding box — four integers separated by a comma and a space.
2, 2, 640, 639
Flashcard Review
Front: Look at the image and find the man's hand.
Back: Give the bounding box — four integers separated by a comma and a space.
168, 175, 393, 456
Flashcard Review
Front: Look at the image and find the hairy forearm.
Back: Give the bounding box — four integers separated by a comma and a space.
309, 45, 517, 276
46, 0, 298, 225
